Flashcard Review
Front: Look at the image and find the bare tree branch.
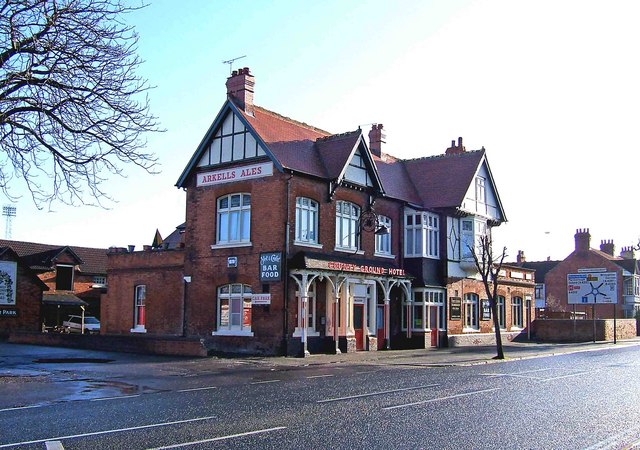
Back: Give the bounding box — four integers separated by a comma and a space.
0, 0, 162, 208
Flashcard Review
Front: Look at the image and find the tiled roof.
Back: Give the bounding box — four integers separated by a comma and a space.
515, 260, 562, 283
403, 150, 485, 209
0, 239, 108, 274
315, 131, 362, 179
374, 156, 422, 205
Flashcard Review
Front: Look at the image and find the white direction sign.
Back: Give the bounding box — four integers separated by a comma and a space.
567, 271, 617, 304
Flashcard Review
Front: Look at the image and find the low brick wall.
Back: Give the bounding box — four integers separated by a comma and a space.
447, 331, 526, 347
9, 332, 208, 357
532, 319, 636, 342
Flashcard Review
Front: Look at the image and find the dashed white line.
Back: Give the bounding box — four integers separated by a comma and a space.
0, 405, 43, 413
177, 386, 218, 392
383, 388, 500, 411
539, 371, 589, 382
306, 374, 334, 379
0, 415, 218, 449
317, 384, 440, 403
90, 394, 141, 402
250, 379, 281, 385
146, 426, 287, 449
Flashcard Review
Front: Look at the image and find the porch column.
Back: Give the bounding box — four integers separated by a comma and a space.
326, 275, 346, 355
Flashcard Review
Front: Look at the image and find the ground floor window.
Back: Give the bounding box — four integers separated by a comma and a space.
132, 285, 146, 332
403, 288, 446, 331
497, 295, 506, 329
512, 296, 523, 328
217, 284, 252, 335
464, 293, 479, 330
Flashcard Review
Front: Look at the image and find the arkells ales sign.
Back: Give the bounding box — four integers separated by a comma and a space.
197, 162, 273, 187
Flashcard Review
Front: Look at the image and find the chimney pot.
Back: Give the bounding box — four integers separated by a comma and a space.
368, 123, 385, 157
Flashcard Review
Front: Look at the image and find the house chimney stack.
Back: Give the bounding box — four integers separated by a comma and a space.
620, 246, 636, 260
599, 240, 615, 256
368, 124, 385, 157
516, 250, 526, 263
445, 137, 466, 156
226, 67, 255, 115
574, 228, 591, 253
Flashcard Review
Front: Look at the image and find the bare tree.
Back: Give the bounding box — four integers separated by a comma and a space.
0, 0, 161, 208
469, 233, 507, 359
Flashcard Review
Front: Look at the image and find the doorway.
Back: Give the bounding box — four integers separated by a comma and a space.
353, 304, 365, 351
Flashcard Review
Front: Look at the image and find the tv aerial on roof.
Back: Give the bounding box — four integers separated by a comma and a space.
222, 55, 247, 74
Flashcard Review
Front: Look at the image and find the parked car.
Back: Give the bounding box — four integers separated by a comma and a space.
62, 315, 100, 334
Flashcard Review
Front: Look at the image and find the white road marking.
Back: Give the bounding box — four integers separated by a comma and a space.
306, 374, 334, 379
90, 394, 141, 402
177, 386, 217, 392
146, 426, 287, 449
583, 423, 640, 450
383, 388, 500, 411
250, 379, 281, 385
0, 405, 42, 413
317, 384, 440, 403
45, 441, 64, 450
0, 415, 218, 449
481, 367, 554, 377
539, 371, 589, 382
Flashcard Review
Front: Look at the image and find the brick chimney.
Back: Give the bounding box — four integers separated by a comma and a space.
599, 240, 615, 256
368, 124, 385, 157
574, 228, 591, 253
516, 250, 526, 264
226, 67, 255, 115
620, 246, 636, 260
445, 137, 466, 156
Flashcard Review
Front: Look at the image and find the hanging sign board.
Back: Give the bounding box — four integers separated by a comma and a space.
449, 297, 461, 320
251, 293, 271, 305
260, 252, 282, 282
481, 299, 491, 320
0, 261, 17, 305
567, 271, 617, 304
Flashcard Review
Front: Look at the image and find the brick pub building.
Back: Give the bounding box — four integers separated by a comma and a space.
102, 68, 534, 356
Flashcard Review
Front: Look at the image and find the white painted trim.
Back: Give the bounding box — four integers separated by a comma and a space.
130, 326, 146, 333
210, 242, 252, 250
293, 241, 323, 249
211, 329, 254, 337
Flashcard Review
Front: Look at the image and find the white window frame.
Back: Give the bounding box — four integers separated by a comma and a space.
295, 197, 320, 247
404, 288, 446, 331
214, 284, 253, 336
335, 201, 360, 252
464, 293, 479, 331
404, 211, 439, 259
460, 217, 488, 259
216, 193, 251, 246
374, 215, 392, 256
476, 176, 486, 211
131, 285, 146, 333
512, 296, 523, 329
497, 295, 506, 329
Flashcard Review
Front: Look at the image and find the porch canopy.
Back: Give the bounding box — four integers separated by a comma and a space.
289, 251, 412, 355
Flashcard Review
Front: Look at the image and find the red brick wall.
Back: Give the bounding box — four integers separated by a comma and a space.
102, 250, 185, 335
0, 257, 44, 335
544, 251, 625, 318
533, 319, 636, 341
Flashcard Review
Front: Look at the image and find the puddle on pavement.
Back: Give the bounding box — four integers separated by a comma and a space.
59, 379, 161, 401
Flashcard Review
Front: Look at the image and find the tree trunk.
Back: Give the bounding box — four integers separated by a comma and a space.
490, 300, 504, 359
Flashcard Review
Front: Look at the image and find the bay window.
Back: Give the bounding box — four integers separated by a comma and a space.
405, 211, 439, 258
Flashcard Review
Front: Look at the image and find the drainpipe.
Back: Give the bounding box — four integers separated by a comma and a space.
182, 276, 191, 337
283, 172, 294, 354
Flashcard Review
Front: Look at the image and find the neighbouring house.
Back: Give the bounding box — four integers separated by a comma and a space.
511, 250, 561, 318
525, 229, 640, 320
0, 247, 48, 336
0, 239, 108, 328
102, 67, 533, 356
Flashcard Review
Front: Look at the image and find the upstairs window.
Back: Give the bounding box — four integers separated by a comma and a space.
335, 201, 360, 251
344, 149, 372, 187
217, 193, 251, 245
375, 215, 392, 256
55, 265, 74, 291
197, 112, 266, 167
461, 218, 488, 259
295, 197, 319, 245
405, 212, 439, 258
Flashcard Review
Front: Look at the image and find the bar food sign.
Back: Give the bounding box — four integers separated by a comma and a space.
197, 162, 273, 187
260, 252, 282, 282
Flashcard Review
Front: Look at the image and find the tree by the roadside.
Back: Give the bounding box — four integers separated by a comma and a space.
0, 0, 161, 208
469, 234, 507, 359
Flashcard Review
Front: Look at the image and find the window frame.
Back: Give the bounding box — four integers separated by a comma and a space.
404, 211, 439, 259
131, 284, 146, 333
464, 293, 479, 331
512, 296, 523, 329
295, 197, 320, 247
335, 201, 361, 252
214, 283, 254, 336
374, 215, 392, 256
496, 295, 506, 329
216, 193, 252, 246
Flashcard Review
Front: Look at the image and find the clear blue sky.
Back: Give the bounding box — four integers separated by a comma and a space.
7, 0, 640, 261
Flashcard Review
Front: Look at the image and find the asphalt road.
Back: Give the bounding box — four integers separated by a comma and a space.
2, 343, 640, 449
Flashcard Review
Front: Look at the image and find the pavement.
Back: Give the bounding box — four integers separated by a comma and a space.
3, 337, 640, 376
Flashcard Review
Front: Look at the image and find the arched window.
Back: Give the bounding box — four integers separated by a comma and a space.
217, 193, 251, 245
497, 295, 506, 329
335, 201, 360, 251
512, 296, 523, 328
464, 293, 479, 330
216, 284, 253, 335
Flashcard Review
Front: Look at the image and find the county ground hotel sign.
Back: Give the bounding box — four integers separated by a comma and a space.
197, 162, 273, 187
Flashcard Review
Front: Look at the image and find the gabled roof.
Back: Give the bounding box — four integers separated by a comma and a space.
0, 239, 108, 275
403, 150, 485, 209
374, 155, 422, 205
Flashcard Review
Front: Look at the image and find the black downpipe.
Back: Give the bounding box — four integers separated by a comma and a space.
283, 173, 294, 354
